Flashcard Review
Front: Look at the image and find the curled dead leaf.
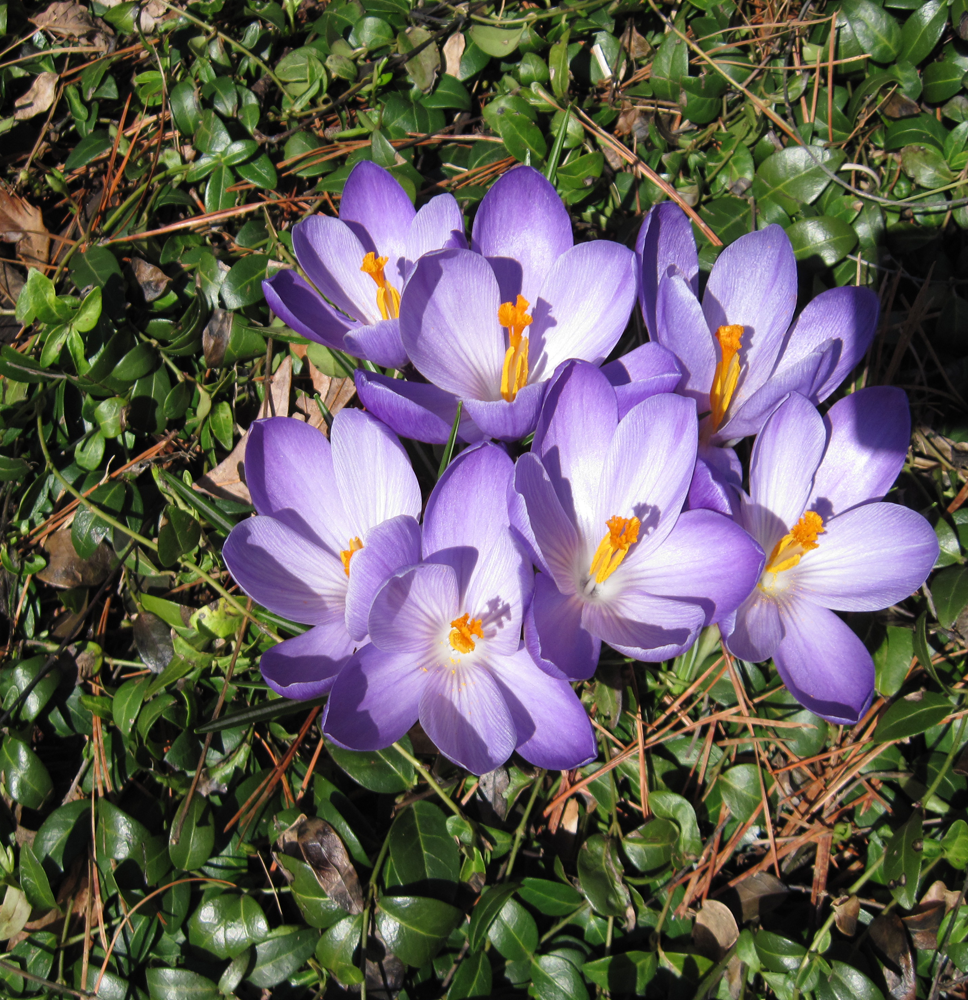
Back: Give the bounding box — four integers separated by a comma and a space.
132, 612, 175, 674
31, 1, 96, 36
276, 815, 363, 914
0, 188, 51, 266
38, 529, 113, 588
442, 32, 465, 78
693, 899, 739, 962
833, 894, 860, 936
725, 871, 789, 923
14, 72, 59, 121
127, 257, 171, 304
869, 912, 916, 1000
202, 308, 233, 368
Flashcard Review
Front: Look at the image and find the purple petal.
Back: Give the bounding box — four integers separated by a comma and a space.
405, 193, 467, 276
809, 387, 910, 517
367, 562, 458, 653
293, 216, 380, 324
263, 270, 356, 352
636, 202, 699, 337
654, 272, 716, 402
744, 393, 826, 553
323, 644, 423, 750
531, 241, 637, 374
507, 469, 547, 575
419, 662, 516, 774
331, 409, 421, 534
582, 590, 705, 661
779, 286, 878, 402
702, 225, 797, 391
524, 572, 600, 680
772, 597, 875, 724
471, 165, 573, 304
686, 444, 743, 516
488, 646, 597, 769
222, 516, 346, 625
461, 381, 546, 442
344, 514, 422, 641
261, 623, 357, 700
244, 418, 348, 553
355, 369, 483, 445
618, 509, 764, 625
401, 249, 504, 400
722, 590, 783, 664
344, 318, 408, 369
792, 503, 938, 611
339, 160, 415, 283
601, 343, 683, 419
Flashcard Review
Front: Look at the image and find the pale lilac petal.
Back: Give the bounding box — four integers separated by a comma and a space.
471, 165, 573, 303
597, 393, 697, 560
524, 573, 600, 680
223, 517, 346, 626
243, 418, 348, 553
791, 504, 938, 611
779, 286, 878, 402
461, 382, 546, 441
772, 597, 874, 724
344, 318, 408, 369
339, 160, 414, 281
686, 445, 742, 516
507, 474, 548, 575
401, 249, 504, 401
601, 343, 683, 418
331, 409, 421, 534
531, 241, 637, 374
405, 193, 466, 276
582, 590, 705, 661
702, 225, 797, 390
514, 453, 582, 595
261, 623, 356, 700
355, 370, 484, 445
722, 590, 783, 663
617, 509, 763, 625
636, 202, 699, 336
809, 387, 910, 517
263, 270, 356, 351
293, 216, 380, 324
744, 393, 826, 553
368, 563, 457, 653
344, 515, 422, 641
654, 273, 716, 401
487, 646, 597, 769
419, 663, 516, 774
323, 644, 423, 750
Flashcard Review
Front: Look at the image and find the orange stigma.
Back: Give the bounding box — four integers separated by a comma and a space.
708, 324, 744, 432
499, 295, 532, 402
360, 252, 401, 320
449, 613, 484, 654
340, 537, 363, 576
589, 515, 641, 585
763, 510, 825, 582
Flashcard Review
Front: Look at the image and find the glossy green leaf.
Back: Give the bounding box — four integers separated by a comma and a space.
169, 795, 215, 870
787, 216, 858, 266
874, 692, 951, 742
529, 953, 589, 1000
448, 949, 492, 999
468, 25, 523, 58
518, 877, 583, 916
315, 912, 364, 981
376, 895, 462, 967
0, 735, 52, 809
898, 0, 947, 66
467, 882, 519, 952
221, 254, 269, 309
65, 130, 112, 171
387, 800, 459, 900
838, 0, 902, 64
188, 892, 269, 958
874, 626, 914, 698
718, 764, 762, 823
932, 565, 968, 629
577, 834, 631, 917
146, 968, 221, 1000
19, 842, 56, 910
584, 951, 657, 994
247, 926, 319, 987
884, 810, 922, 909
487, 897, 538, 961
327, 741, 415, 793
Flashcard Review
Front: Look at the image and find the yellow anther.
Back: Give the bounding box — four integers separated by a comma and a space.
449, 613, 484, 654
589, 515, 641, 585
340, 537, 363, 576
499, 295, 532, 402
709, 324, 744, 432
360, 251, 401, 320
764, 510, 825, 578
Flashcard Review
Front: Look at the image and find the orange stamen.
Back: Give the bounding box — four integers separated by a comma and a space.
340, 537, 363, 576
360, 252, 401, 320
589, 515, 641, 585
449, 612, 484, 654
708, 324, 744, 432
499, 295, 532, 402
764, 510, 825, 579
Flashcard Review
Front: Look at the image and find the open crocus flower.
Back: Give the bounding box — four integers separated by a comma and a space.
222, 412, 421, 700
356, 166, 638, 443
322, 443, 596, 775
721, 390, 939, 724
511, 361, 764, 680
262, 160, 465, 369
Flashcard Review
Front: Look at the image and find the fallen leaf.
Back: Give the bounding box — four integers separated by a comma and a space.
202, 308, 233, 367
727, 871, 789, 923
0, 188, 51, 266
38, 529, 113, 588
31, 1, 96, 35
14, 72, 59, 121
126, 257, 171, 304
869, 912, 916, 1000
277, 815, 363, 914
442, 32, 465, 79
881, 91, 920, 119
132, 612, 175, 674
0, 262, 25, 306
833, 895, 860, 936
693, 899, 739, 962
293, 361, 356, 430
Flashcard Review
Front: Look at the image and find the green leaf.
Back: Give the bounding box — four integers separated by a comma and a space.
157, 468, 237, 535
17, 268, 72, 326
19, 843, 56, 910
247, 927, 319, 987
483, 96, 546, 163
235, 152, 277, 189
158, 506, 201, 567
222, 254, 269, 309
815, 961, 886, 1000
838, 0, 902, 64
33, 800, 88, 872
387, 800, 460, 900
112, 676, 147, 737
187, 892, 269, 958
884, 114, 949, 151
874, 626, 914, 698
874, 692, 951, 742
0, 455, 30, 481
169, 795, 215, 870
680, 73, 727, 125
577, 834, 631, 917
787, 216, 858, 267
209, 400, 234, 450
549, 30, 571, 100
170, 79, 201, 136
755, 930, 806, 972
753, 146, 845, 213
2, 656, 61, 724
315, 912, 364, 981
0, 735, 52, 809
97, 799, 149, 861
376, 895, 462, 967
467, 882, 519, 952
423, 74, 471, 111
276, 854, 347, 929
468, 25, 523, 58
194, 110, 231, 154
114, 342, 157, 383
65, 130, 112, 171
717, 764, 763, 823
205, 163, 235, 214
898, 0, 947, 66
933, 565, 968, 629
529, 953, 589, 1000
0, 886, 31, 941
924, 59, 965, 103
0, 345, 48, 383
942, 818, 968, 869
901, 145, 956, 188
518, 877, 583, 916
621, 818, 677, 873
649, 790, 703, 860
487, 897, 538, 961
327, 741, 415, 793
651, 33, 688, 102
584, 952, 657, 994
883, 810, 922, 909
448, 950, 492, 999
146, 968, 221, 1000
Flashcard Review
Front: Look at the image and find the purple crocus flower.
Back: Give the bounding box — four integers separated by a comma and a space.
356, 166, 640, 443
222, 412, 421, 700
511, 361, 764, 680
721, 389, 939, 724
262, 160, 465, 369
636, 204, 878, 512
322, 442, 596, 775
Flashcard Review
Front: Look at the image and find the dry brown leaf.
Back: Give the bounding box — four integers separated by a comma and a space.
38, 529, 113, 588
869, 912, 916, 1000
881, 91, 921, 119
623, 25, 651, 60
202, 308, 233, 367
728, 871, 790, 922
833, 894, 860, 936
31, 1, 96, 35
14, 72, 59, 121
693, 899, 739, 962
0, 188, 51, 266
276, 815, 363, 914
293, 361, 357, 430
127, 257, 171, 304
0, 261, 25, 306
442, 33, 465, 79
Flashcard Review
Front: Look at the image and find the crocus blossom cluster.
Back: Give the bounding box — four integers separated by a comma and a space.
225, 163, 938, 775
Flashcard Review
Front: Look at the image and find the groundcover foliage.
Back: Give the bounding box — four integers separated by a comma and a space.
0, 0, 967, 997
